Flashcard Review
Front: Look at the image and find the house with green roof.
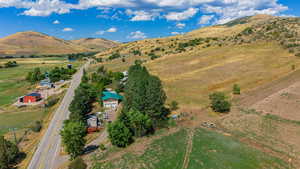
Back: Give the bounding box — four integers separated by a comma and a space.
101, 90, 123, 109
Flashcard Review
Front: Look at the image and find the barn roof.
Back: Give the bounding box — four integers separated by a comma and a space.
26, 92, 41, 97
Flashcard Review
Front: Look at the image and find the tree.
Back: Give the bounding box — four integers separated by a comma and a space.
233, 84, 241, 95
0, 136, 19, 169
123, 63, 168, 122
108, 120, 133, 147
169, 101, 179, 111
126, 110, 153, 137
26, 67, 45, 83
60, 121, 87, 159
68, 157, 87, 169
209, 92, 231, 113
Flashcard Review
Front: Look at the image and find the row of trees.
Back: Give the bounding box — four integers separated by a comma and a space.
26, 66, 76, 83
61, 74, 97, 159
0, 61, 18, 69
108, 63, 168, 147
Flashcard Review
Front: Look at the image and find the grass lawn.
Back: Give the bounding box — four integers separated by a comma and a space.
0, 108, 48, 136
0, 57, 83, 106
93, 129, 188, 169
93, 128, 290, 169
188, 128, 289, 169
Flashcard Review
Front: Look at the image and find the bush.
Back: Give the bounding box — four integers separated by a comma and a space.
45, 97, 59, 107
169, 101, 179, 111
99, 144, 106, 151
108, 120, 133, 147
0, 136, 20, 169
233, 84, 241, 95
30, 121, 42, 132
209, 92, 231, 113
68, 157, 87, 169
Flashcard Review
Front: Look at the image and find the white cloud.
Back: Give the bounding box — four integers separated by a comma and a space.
198, 15, 214, 24
96, 27, 117, 35
165, 8, 199, 21
0, 0, 289, 25
176, 23, 186, 29
62, 28, 74, 32
126, 9, 160, 21
128, 31, 147, 39
53, 20, 60, 24
202, 0, 288, 24
107, 27, 117, 32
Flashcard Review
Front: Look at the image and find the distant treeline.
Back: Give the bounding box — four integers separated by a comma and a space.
0, 52, 98, 59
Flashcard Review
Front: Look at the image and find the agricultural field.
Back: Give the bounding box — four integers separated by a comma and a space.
0, 57, 83, 135
0, 57, 82, 106
91, 128, 289, 169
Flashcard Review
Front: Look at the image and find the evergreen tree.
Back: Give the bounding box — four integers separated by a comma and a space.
108, 120, 133, 148
60, 121, 86, 159
126, 110, 153, 137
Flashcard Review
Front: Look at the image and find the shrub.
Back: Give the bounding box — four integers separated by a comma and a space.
45, 97, 59, 107
99, 144, 106, 151
169, 101, 179, 111
233, 84, 241, 95
68, 157, 87, 169
209, 92, 231, 113
108, 120, 133, 147
30, 121, 42, 132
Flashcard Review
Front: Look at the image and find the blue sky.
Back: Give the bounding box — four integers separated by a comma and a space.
0, 0, 299, 42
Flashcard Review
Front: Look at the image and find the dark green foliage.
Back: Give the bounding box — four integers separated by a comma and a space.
60, 121, 87, 159
123, 64, 167, 121
0, 136, 20, 169
3, 61, 18, 68
126, 110, 153, 137
108, 53, 121, 60
99, 144, 106, 151
26, 67, 45, 83
69, 83, 97, 122
68, 157, 87, 169
169, 101, 179, 111
241, 27, 253, 35
178, 38, 203, 49
295, 53, 300, 57
45, 97, 59, 107
49, 67, 76, 82
148, 52, 160, 60
30, 121, 42, 132
209, 92, 231, 113
108, 120, 133, 147
233, 84, 241, 95
132, 50, 141, 56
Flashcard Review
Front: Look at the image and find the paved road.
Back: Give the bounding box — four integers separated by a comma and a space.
28, 62, 89, 169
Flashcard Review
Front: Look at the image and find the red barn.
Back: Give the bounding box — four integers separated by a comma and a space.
20, 92, 42, 103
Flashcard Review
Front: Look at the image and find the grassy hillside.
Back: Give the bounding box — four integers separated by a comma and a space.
70, 38, 119, 51
93, 15, 300, 110
0, 31, 91, 56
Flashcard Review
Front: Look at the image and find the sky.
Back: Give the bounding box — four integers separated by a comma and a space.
0, 0, 299, 42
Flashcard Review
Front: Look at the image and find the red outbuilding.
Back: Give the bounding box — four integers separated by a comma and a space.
20, 92, 42, 103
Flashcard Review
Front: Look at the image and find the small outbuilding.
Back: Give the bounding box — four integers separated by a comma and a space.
39, 78, 54, 89
20, 92, 42, 103
101, 90, 123, 109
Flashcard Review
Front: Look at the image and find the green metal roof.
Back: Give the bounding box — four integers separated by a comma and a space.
101, 91, 123, 101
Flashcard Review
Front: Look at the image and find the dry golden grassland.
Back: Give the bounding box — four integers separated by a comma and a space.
98, 41, 300, 111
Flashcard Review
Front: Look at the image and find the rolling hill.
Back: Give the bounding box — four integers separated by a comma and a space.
90, 14, 300, 168
70, 38, 119, 51
0, 31, 118, 56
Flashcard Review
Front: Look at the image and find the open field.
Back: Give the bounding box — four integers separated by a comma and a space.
91, 128, 289, 169
0, 57, 82, 106
97, 41, 300, 111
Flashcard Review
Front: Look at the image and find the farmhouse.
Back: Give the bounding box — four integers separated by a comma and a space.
101, 90, 123, 109
19, 92, 42, 103
38, 78, 54, 89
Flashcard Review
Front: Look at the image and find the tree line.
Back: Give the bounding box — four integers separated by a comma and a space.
108, 63, 168, 147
